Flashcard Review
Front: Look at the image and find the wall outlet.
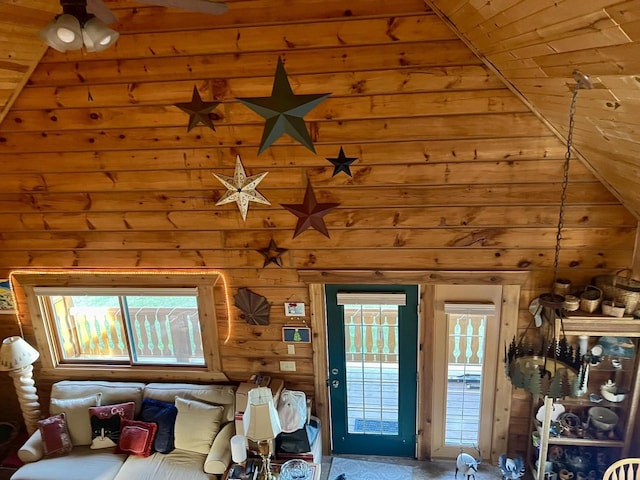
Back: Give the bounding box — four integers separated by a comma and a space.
279, 360, 297, 372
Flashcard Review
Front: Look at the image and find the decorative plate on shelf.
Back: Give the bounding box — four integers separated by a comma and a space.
599, 336, 635, 358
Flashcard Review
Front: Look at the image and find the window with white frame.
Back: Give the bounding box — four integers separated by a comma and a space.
13, 272, 225, 378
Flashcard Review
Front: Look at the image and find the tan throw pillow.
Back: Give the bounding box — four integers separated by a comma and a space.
50, 394, 101, 446
174, 396, 224, 454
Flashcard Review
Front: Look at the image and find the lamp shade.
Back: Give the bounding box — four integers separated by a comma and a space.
243, 387, 282, 441
0, 336, 39, 371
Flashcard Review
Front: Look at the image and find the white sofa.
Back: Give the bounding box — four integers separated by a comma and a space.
11, 380, 237, 480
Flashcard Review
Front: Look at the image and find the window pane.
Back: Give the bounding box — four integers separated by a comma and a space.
45, 295, 128, 362
344, 304, 400, 436
445, 313, 486, 446
40, 293, 205, 367
124, 296, 204, 366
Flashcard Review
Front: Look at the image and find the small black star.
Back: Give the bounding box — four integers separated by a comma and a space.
326, 147, 358, 177
174, 86, 220, 132
256, 239, 289, 268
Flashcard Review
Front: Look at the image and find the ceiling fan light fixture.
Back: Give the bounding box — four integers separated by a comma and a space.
82, 16, 119, 52
38, 14, 83, 52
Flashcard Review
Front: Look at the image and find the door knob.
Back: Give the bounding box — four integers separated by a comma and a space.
332, 380, 340, 388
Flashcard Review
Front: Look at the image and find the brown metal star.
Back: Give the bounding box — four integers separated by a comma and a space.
174, 85, 220, 132
256, 239, 288, 268
281, 183, 340, 238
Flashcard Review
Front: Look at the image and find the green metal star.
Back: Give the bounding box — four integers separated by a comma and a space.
175, 85, 220, 132
326, 147, 358, 177
237, 57, 331, 154
256, 239, 288, 268
281, 183, 339, 238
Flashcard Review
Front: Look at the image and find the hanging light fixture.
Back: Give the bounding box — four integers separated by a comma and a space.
38, 0, 119, 53
505, 71, 593, 399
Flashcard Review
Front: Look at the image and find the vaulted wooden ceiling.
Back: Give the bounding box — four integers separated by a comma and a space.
2, 0, 637, 219
425, 0, 640, 219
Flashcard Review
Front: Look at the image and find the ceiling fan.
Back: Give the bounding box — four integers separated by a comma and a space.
39, 0, 228, 53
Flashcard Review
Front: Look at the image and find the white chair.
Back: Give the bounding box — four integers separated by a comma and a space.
603, 459, 640, 480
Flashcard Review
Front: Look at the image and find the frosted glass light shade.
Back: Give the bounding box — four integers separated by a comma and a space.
38, 14, 83, 52
82, 17, 119, 52
0, 336, 39, 371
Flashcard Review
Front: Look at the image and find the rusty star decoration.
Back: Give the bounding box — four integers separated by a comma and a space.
281, 183, 340, 238
174, 85, 220, 132
213, 155, 270, 220
236, 57, 331, 154
256, 239, 289, 268
326, 147, 358, 177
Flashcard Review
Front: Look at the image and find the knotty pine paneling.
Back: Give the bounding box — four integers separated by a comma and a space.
426, 0, 640, 220
426, 0, 640, 456
0, 0, 637, 458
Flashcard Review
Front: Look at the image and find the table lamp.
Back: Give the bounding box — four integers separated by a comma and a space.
0, 336, 41, 434
243, 387, 282, 480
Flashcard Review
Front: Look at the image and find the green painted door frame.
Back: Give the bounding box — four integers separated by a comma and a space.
325, 284, 418, 457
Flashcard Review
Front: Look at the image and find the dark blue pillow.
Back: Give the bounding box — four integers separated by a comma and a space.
139, 398, 177, 454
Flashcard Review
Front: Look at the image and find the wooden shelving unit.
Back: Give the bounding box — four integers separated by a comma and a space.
530, 315, 640, 480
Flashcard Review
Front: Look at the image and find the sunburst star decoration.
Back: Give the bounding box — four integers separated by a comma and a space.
326, 146, 358, 177
281, 183, 340, 238
236, 57, 331, 154
174, 85, 220, 132
256, 239, 288, 268
213, 155, 270, 220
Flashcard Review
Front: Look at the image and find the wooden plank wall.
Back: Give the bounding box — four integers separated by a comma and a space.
0, 0, 636, 456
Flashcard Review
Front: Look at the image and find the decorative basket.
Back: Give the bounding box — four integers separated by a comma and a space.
563, 295, 580, 311
594, 269, 640, 314
580, 285, 602, 313
601, 300, 625, 318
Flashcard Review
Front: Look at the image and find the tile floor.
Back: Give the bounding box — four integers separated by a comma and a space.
319, 455, 510, 480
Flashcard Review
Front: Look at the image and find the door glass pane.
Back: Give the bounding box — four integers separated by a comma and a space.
344, 303, 399, 436
445, 312, 486, 445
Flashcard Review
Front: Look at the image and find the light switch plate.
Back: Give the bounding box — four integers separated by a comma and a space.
279, 360, 297, 372
287, 344, 296, 355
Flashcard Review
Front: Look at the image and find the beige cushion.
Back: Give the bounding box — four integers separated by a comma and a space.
113, 449, 215, 480
204, 421, 235, 474
174, 397, 224, 454
51, 380, 145, 416
11, 446, 126, 480
50, 394, 101, 446
17, 430, 44, 463
144, 383, 236, 422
